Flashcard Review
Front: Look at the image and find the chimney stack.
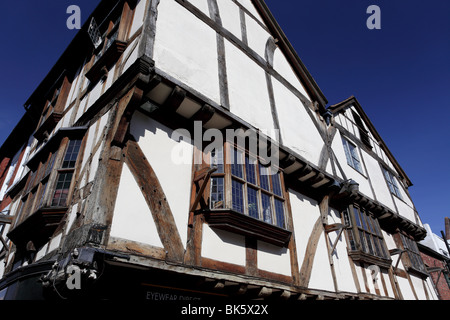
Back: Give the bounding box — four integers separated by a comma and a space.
445, 217, 450, 240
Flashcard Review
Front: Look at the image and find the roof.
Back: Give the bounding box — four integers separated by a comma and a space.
328, 95, 413, 187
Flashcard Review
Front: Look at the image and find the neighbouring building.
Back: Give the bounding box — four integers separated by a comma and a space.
0, 0, 438, 300
418, 219, 450, 300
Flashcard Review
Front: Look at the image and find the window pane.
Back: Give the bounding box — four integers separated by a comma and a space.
353, 207, 361, 227
261, 193, 272, 224
62, 140, 81, 169
210, 177, 224, 209
247, 187, 259, 219
274, 199, 285, 228
360, 210, 368, 231
342, 138, 352, 166
211, 148, 224, 174
272, 172, 283, 197
342, 209, 352, 227
347, 230, 357, 251
245, 156, 257, 185
359, 230, 367, 253
52, 173, 73, 207
372, 235, 382, 257
231, 149, 244, 179
259, 166, 271, 192
365, 232, 374, 255
232, 180, 244, 214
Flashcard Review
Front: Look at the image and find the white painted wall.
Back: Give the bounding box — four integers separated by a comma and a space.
328, 208, 358, 293
272, 77, 323, 165
154, 0, 221, 105
130, 111, 193, 249
225, 39, 277, 140
110, 163, 164, 248
272, 48, 311, 102
217, 0, 242, 40
289, 189, 335, 292
202, 225, 246, 267
257, 241, 291, 276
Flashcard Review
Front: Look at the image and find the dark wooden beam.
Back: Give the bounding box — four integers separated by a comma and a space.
125, 139, 185, 262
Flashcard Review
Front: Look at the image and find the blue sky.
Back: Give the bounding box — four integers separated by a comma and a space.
0, 1, 449, 236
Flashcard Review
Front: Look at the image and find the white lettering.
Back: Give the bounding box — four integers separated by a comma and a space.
66, 5, 81, 30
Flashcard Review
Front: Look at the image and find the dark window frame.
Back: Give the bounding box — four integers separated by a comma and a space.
209, 143, 287, 229
382, 167, 403, 199
342, 137, 364, 175
342, 205, 392, 268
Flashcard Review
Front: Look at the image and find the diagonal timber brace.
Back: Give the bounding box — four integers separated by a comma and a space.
189, 166, 218, 227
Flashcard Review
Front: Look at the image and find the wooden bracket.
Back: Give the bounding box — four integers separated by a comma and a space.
188, 166, 217, 227
325, 223, 347, 262
0, 215, 13, 224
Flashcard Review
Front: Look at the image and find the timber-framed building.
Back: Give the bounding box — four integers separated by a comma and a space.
0, 0, 438, 300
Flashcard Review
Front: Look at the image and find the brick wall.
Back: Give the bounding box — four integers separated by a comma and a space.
420, 252, 450, 300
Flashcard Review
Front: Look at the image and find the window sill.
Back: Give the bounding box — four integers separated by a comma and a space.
203, 209, 292, 247
33, 112, 64, 142
7, 207, 67, 248
406, 266, 429, 279
86, 40, 127, 84
348, 250, 392, 269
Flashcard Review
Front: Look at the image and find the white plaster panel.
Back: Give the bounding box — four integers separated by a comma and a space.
189, 0, 210, 16
104, 65, 116, 93
397, 275, 417, 300
394, 197, 417, 224
87, 81, 103, 110
61, 107, 74, 128
257, 241, 291, 276
272, 77, 323, 165
202, 225, 246, 266
289, 189, 335, 292
273, 48, 311, 102
235, 0, 263, 23
121, 37, 140, 76
225, 39, 277, 140
130, 0, 146, 37
361, 150, 396, 211
245, 12, 271, 59
130, 111, 193, 248
217, 0, 242, 40
154, 0, 221, 105
110, 163, 164, 248
80, 125, 96, 177
328, 208, 358, 293
47, 233, 62, 254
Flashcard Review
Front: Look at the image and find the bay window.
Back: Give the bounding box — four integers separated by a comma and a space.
342, 205, 391, 267
202, 142, 291, 247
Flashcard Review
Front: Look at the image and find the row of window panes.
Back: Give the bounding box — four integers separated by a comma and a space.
210, 147, 286, 229
401, 234, 426, 272
18, 140, 81, 220
343, 207, 389, 259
